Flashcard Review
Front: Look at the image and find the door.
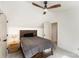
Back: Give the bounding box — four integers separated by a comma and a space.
43, 22, 51, 40
51, 22, 58, 46
0, 13, 7, 58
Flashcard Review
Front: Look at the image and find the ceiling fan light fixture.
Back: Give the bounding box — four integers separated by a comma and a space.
43, 11, 46, 15
43, 8, 47, 15
44, 8, 47, 12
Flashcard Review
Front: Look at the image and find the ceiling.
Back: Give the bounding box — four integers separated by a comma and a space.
0, 1, 79, 28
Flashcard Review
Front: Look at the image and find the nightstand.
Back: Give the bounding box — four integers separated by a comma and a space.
7, 39, 20, 53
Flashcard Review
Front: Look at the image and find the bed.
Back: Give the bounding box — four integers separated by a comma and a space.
20, 30, 54, 58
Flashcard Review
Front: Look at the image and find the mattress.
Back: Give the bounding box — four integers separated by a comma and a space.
20, 36, 53, 58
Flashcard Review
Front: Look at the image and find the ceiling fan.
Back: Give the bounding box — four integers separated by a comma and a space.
32, 1, 61, 15
0, 13, 3, 14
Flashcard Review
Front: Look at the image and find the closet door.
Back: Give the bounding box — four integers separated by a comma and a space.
0, 13, 7, 58
43, 22, 51, 40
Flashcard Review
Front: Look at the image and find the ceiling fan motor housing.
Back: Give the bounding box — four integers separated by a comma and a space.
44, 1, 47, 4
44, 1, 47, 9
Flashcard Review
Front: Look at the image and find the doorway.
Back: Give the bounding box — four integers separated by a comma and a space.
0, 10, 7, 58
51, 22, 58, 46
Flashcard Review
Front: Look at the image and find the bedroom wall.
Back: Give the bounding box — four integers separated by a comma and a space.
0, 1, 54, 40
50, 2, 79, 55
7, 27, 43, 39
59, 8, 79, 56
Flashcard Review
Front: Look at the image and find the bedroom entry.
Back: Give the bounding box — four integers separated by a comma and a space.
51, 22, 58, 46
43, 22, 58, 47
0, 10, 7, 57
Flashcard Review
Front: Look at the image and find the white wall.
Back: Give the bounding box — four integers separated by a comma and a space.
0, 1, 54, 40
58, 8, 79, 55
7, 27, 43, 39
0, 1, 54, 28
49, 2, 79, 55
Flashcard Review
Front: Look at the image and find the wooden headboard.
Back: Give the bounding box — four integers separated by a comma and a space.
20, 30, 37, 38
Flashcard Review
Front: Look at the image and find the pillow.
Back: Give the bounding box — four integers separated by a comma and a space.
23, 33, 34, 37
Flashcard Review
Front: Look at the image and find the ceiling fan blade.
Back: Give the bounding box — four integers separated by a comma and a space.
32, 2, 44, 9
47, 4, 61, 9
0, 12, 3, 14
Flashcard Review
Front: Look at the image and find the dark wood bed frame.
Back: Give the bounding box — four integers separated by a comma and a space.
20, 30, 37, 38
20, 30, 53, 58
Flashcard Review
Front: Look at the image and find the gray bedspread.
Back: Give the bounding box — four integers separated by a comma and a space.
20, 36, 53, 58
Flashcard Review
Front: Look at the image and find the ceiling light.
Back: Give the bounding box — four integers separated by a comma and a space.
44, 8, 48, 12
